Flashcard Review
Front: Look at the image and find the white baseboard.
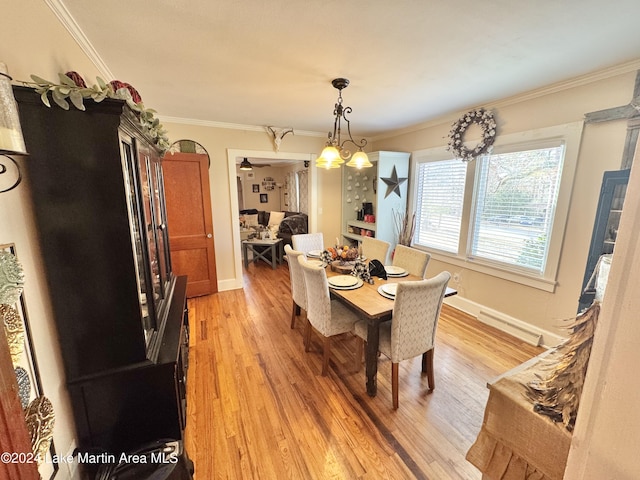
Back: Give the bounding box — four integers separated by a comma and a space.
218, 278, 243, 291
444, 295, 566, 348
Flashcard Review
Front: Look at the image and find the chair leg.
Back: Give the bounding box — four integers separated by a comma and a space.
322, 337, 331, 376
392, 363, 399, 410
422, 349, 435, 391
304, 320, 312, 352
290, 300, 297, 329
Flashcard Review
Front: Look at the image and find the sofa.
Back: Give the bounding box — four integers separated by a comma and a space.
240, 209, 308, 248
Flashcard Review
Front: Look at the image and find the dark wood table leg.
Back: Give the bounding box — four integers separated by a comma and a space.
365, 320, 380, 396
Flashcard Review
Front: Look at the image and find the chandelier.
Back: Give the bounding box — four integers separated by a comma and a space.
316, 78, 372, 169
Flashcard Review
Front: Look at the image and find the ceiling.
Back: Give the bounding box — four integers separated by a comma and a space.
56, 0, 640, 138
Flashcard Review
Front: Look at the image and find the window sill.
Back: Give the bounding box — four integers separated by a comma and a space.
424, 248, 558, 293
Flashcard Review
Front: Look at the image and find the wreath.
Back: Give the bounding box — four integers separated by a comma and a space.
447, 108, 497, 162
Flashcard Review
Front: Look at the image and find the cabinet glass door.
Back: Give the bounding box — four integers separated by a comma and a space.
120, 137, 156, 342
152, 160, 172, 288
138, 149, 164, 316
578, 169, 630, 312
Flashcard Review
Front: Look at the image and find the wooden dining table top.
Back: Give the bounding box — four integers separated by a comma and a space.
325, 268, 457, 320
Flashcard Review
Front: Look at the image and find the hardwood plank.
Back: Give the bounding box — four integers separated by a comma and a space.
185, 262, 543, 479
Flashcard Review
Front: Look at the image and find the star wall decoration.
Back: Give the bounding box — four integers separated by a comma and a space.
381, 165, 408, 198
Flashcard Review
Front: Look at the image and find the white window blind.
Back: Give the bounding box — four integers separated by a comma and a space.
414, 159, 467, 253
470, 144, 565, 273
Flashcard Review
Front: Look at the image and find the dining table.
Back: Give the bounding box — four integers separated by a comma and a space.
325, 265, 457, 397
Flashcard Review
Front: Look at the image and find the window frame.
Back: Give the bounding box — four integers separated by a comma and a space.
409, 121, 583, 292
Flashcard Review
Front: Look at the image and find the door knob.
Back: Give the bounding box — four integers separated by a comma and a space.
206, 233, 213, 238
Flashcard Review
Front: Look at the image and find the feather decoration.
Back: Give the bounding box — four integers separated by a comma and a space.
524, 302, 600, 431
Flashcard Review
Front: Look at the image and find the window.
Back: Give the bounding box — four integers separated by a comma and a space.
414, 159, 467, 253
411, 122, 582, 291
470, 142, 564, 273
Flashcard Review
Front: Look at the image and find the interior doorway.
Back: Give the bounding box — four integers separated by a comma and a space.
227, 149, 316, 286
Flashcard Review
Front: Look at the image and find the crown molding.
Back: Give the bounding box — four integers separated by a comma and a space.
373, 59, 640, 142
157, 115, 326, 137
47, 0, 640, 142
44, 0, 114, 79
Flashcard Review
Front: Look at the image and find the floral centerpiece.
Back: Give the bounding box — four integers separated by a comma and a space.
323, 245, 359, 264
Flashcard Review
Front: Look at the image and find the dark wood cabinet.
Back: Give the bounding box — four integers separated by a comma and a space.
14, 86, 191, 460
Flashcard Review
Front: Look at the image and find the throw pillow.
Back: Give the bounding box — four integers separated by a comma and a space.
245, 214, 259, 227
268, 211, 285, 228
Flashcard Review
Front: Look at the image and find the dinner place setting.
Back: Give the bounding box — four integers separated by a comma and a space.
327, 274, 364, 290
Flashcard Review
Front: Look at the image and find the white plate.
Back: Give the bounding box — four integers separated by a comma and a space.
328, 275, 359, 287
330, 278, 364, 290
387, 271, 409, 278
384, 265, 406, 276
381, 283, 398, 296
307, 259, 325, 268
307, 249, 323, 258
377, 286, 395, 299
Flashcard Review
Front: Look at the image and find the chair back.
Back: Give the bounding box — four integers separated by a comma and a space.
298, 256, 332, 335
389, 271, 451, 363
392, 244, 431, 278
292, 232, 324, 254
284, 244, 307, 310
362, 237, 391, 264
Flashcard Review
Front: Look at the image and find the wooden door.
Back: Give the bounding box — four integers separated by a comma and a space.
163, 152, 218, 297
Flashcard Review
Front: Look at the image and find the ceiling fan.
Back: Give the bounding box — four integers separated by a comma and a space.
239, 157, 272, 170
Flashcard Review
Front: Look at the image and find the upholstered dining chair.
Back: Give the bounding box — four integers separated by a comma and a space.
284, 244, 307, 329
292, 232, 324, 254
392, 244, 431, 278
354, 271, 451, 409
361, 237, 391, 264
298, 256, 360, 376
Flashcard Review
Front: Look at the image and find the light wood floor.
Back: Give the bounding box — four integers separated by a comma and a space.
184, 261, 544, 479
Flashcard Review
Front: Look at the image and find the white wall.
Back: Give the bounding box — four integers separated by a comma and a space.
237, 165, 286, 211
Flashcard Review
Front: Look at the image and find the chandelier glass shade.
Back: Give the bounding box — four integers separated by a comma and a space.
346, 150, 372, 169
316, 78, 371, 169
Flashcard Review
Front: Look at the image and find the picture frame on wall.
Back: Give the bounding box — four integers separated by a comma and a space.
260, 193, 268, 203
252, 184, 260, 193
1, 243, 59, 479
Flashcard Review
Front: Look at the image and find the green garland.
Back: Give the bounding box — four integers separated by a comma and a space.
20, 73, 170, 152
